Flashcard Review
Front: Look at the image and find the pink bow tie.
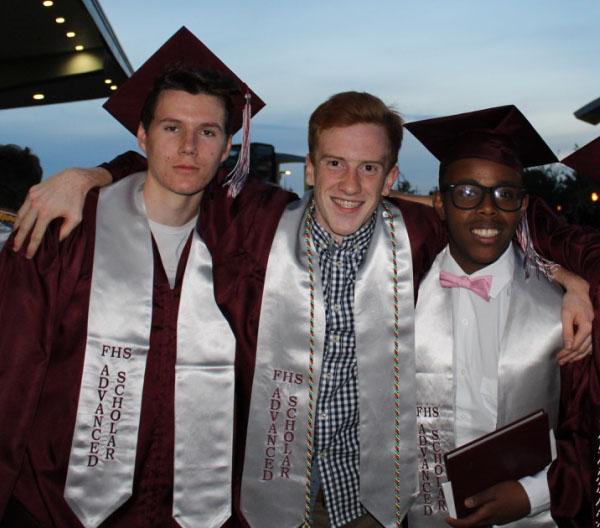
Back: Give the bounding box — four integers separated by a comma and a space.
439, 271, 493, 301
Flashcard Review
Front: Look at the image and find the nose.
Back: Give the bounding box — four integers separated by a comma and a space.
339, 167, 361, 195
179, 131, 197, 155
477, 190, 497, 215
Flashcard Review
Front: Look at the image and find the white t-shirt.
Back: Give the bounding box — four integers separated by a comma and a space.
148, 216, 197, 288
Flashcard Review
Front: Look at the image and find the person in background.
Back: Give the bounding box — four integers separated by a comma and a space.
0, 144, 42, 249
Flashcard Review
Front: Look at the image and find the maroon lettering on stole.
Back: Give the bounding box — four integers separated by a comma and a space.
261, 370, 303, 480
416, 405, 447, 516
86, 344, 132, 467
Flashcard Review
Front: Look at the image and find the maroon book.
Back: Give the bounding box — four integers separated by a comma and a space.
444, 409, 551, 518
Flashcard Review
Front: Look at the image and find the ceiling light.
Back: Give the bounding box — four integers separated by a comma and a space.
55, 17, 65, 23
104, 78, 112, 84
75, 45, 84, 51
66, 31, 76, 38
110, 85, 118, 91
33, 93, 45, 101
42, 1, 54, 6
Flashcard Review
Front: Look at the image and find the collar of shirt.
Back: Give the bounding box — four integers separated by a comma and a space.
310, 210, 376, 262
441, 242, 515, 299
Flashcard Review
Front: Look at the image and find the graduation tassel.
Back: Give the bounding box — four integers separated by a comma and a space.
224, 91, 252, 198
516, 216, 558, 281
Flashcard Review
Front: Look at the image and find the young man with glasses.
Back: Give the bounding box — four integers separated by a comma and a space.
404, 105, 574, 527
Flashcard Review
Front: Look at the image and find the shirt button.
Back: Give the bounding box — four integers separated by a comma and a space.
333, 304, 341, 313
460, 369, 466, 376
322, 371, 332, 380
319, 450, 327, 460
335, 260, 342, 269
319, 412, 328, 421
462, 318, 468, 326
331, 334, 340, 343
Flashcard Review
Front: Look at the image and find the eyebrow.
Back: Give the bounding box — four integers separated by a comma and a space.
451, 178, 523, 187
319, 153, 385, 165
157, 118, 224, 131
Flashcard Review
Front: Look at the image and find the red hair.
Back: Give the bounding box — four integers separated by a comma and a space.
308, 91, 404, 168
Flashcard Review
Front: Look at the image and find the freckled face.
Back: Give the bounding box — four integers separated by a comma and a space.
306, 123, 398, 242
137, 89, 231, 200
434, 158, 528, 274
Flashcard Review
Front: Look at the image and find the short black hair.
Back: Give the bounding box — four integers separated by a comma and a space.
0, 145, 43, 211
140, 65, 240, 134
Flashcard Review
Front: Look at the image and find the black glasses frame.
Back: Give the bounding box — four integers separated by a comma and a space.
441, 183, 527, 212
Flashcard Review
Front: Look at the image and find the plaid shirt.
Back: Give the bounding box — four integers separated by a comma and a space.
311, 214, 376, 527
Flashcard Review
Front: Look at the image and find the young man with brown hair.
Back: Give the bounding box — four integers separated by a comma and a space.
0, 29, 264, 528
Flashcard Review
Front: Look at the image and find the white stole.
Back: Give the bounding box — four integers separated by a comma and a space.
241, 193, 418, 528
408, 246, 561, 528
64, 173, 236, 528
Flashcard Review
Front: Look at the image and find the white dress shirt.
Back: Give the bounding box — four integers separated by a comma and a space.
441, 243, 550, 517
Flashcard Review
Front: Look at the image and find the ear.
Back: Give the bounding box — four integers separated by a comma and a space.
433, 191, 446, 221
136, 123, 147, 153
220, 135, 233, 163
305, 154, 316, 187
381, 165, 399, 197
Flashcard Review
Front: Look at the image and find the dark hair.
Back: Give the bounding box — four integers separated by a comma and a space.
140, 65, 240, 134
308, 91, 404, 169
0, 144, 43, 210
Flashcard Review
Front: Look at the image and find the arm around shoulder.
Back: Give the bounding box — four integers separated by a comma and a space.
13, 151, 147, 258
527, 196, 600, 291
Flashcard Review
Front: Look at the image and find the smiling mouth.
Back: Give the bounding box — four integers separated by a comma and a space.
471, 227, 501, 241
332, 197, 362, 210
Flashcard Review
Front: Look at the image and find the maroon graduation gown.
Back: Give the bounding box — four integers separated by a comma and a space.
0, 190, 197, 527
101, 151, 447, 526
198, 177, 446, 528
106, 151, 600, 526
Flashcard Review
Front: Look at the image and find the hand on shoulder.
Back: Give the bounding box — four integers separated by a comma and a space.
13, 166, 112, 258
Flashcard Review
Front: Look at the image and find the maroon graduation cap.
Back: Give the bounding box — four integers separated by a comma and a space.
104, 26, 264, 136
103, 27, 265, 195
405, 105, 558, 171
561, 136, 600, 184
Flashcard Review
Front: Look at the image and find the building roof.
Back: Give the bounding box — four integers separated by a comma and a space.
0, 0, 132, 110
575, 96, 600, 125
